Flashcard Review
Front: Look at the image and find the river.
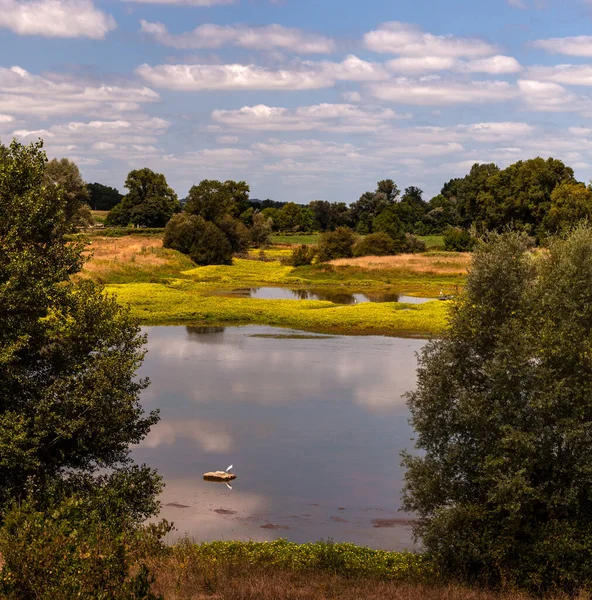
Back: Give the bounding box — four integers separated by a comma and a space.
133, 325, 425, 550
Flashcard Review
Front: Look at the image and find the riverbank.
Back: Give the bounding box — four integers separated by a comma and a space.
144, 540, 557, 600
81, 236, 467, 337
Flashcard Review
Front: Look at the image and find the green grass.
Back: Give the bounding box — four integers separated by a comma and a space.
418, 235, 445, 250
272, 234, 321, 245
106, 278, 450, 337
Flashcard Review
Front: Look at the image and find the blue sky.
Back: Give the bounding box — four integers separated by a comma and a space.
2, 0, 592, 203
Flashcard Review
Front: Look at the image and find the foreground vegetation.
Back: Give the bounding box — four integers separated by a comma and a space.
80, 235, 465, 336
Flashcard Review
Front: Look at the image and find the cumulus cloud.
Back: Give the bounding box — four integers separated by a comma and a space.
136, 56, 387, 91
140, 21, 336, 53
527, 64, 592, 86
0, 0, 115, 39
252, 139, 358, 158
0, 66, 159, 117
211, 103, 405, 133
531, 35, 592, 57
368, 78, 516, 106
386, 54, 521, 75
517, 79, 585, 112
364, 21, 496, 57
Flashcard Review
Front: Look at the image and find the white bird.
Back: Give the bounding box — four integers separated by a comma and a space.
226, 483, 233, 490
226, 464, 233, 472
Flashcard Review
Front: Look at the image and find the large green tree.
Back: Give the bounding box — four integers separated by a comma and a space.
403, 226, 592, 592
106, 168, 179, 228
44, 157, 93, 229
0, 140, 161, 519
185, 179, 249, 223
87, 182, 123, 211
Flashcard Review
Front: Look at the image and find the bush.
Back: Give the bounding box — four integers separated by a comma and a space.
216, 215, 251, 253
0, 496, 167, 600
317, 227, 356, 262
443, 227, 475, 252
403, 233, 427, 253
189, 220, 233, 266
286, 244, 316, 266
353, 232, 396, 257
164, 214, 233, 266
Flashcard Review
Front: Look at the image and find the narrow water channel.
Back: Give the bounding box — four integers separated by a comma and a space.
134, 326, 425, 550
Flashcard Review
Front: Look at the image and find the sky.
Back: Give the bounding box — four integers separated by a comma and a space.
3, 0, 592, 203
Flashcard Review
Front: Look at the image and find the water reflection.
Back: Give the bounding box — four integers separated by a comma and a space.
227, 287, 431, 305
135, 326, 425, 550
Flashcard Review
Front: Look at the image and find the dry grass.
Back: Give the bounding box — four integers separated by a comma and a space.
330, 253, 471, 275
81, 236, 170, 279
149, 563, 581, 600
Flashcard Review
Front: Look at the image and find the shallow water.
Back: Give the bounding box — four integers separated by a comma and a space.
226, 287, 432, 305
134, 326, 425, 550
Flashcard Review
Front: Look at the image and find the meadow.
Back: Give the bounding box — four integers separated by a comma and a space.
80, 235, 465, 336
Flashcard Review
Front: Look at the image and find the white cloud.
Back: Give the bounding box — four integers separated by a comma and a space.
0, 0, 115, 39
252, 139, 358, 158
386, 54, 521, 75
140, 21, 336, 53
136, 56, 387, 91
517, 79, 582, 111
342, 91, 362, 102
125, 0, 233, 5
458, 55, 522, 74
136, 63, 331, 91
532, 35, 592, 57
216, 135, 239, 144
368, 78, 516, 106
527, 64, 592, 86
212, 103, 404, 132
0, 66, 159, 117
386, 56, 457, 74
364, 21, 496, 57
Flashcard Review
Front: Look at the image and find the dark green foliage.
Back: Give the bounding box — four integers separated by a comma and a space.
353, 232, 397, 257
443, 227, 476, 252
164, 213, 233, 265
0, 139, 160, 518
288, 244, 316, 266
217, 214, 251, 253
309, 200, 350, 231
543, 181, 592, 234
373, 205, 407, 249
0, 496, 166, 599
87, 182, 123, 211
403, 226, 592, 592
106, 168, 179, 228
317, 227, 357, 262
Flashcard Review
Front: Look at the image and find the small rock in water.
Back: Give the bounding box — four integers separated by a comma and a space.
203, 471, 237, 482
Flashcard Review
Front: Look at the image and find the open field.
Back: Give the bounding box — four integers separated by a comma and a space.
271, 233, 445, 249
80, 235, 465, 336
90, 210, 109, 224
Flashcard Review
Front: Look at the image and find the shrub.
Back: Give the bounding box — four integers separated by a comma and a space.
403, 233, 427, 253
216, 215, 251, 253
317, 227, 356, 262
0, 496, 167, 600
164, 213, 233, 266
443, 227, 475, 252
189, 220, 233, 266
286, 244, 316, 266
353, 232, 396, 257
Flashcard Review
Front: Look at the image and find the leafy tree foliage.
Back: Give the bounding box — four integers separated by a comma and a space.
543, 181, 592, 234
0, 140, 160, 517
287, 244, 316, 266
309, 200, 350, 231
250, 211, 273, 248
373, 205, 407, 250
350, 187, 394, 235
44, 157, 93, 229
403, 226, 592, 592
443, 227, 476, 252
216, 215, 251, 253
87, 182, 123, 211
163, 213, 232, 266
106, 168, 179, 228
185, 179, 248, 222
353, 232, 396, 257
317, 227, 356, 262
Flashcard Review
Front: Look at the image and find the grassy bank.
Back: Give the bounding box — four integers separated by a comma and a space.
80, 236, 466, 336
145, 540, 564, 600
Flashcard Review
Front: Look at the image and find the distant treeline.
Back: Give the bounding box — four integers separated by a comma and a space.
84, 156, 592, 241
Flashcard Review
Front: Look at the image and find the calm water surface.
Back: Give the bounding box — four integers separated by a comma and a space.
227, 287, 432, 305
134, 326, 425, 550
